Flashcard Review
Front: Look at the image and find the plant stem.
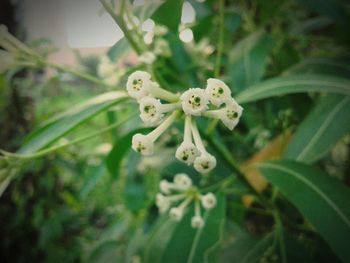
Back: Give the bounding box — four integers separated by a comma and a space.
47, 62, 110, 87
100, 0, 143, 55
214, 0, 225, 77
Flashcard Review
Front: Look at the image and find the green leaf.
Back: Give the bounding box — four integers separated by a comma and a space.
295, 0, 348, 22
152, 0, 184, 32
107, 38, 130, 61
144, 192, 225, 263
133, 1, 163, 22
228, 30, 274, 92
283, 58, 350, 78
220, 223, 274, 263
235, 74, 350, 104
18, 91, 128, 154
284, 95, 350, 163
257, 160, 350, 263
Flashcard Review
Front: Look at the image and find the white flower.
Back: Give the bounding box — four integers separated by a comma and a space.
175, 141, 200, 165
139, 96, 163, 126
156, 193, 171, 213
194, 153, 217, 173
191, 215, 204, 228
169, 207, 184, 221
160, 180, 171, 194
203, 98, 243, 130
126, 71, 153, 100
98, 56, 114, 77
143, 31, 154, 45
127, 71, 179, 102
138, 51, 156, 64
201, 193, 217, 210
132, 111, 179, 155
205, 78, 232, 107
173, 173, 192, 190
175, 116, 200, 164
153, 25, 168, 36
180, 88, 209, 116
132, 133, 154, 156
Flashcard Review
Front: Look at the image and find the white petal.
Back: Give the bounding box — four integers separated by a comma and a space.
221, 99, 243, 130
131, 133, 154, 155
193, 153, 216, 173
191, 215, 204, 228
175, 141, 200, 165
139, 96, 164, 126
180, 88, 209, 116
159, 180, 171, 194
169, 207, 183, 221
126, 71, 153, 100
201, 193, 217, 210
173, 173, 192, 190
205, 78, 232, 107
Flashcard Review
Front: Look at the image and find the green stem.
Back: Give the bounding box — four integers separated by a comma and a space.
100, 0, 143, 54
47, 62, 110, 87
214, 0, 225, 77
273, 211, 287, 263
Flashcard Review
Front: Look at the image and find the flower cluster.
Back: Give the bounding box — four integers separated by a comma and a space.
156, 173, 217, 228
127, 70, 243, 174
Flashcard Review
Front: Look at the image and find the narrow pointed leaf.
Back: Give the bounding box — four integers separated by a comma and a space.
144, 192, 225, 263
284, 95, 350, 163
235, 75, 350, 104
228, 30, 274, 91
19, 91, 129, 154
258, 160, 350, 263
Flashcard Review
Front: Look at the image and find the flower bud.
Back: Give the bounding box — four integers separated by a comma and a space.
201, 193, 217, 210
180, 88, 209, 116
175, 141, 200, 165
205, 78, 232, 107
194, 153, 216, 173
131, 133, 154, 155
173, 173, 192, 190
191, 215, 204, 228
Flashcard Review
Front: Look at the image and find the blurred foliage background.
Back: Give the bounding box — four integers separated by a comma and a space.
0, 0, 350, 262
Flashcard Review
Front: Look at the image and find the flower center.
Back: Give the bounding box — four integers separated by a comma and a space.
201, 162, 210, 169
132, 78, 143, 91
136, 142, 146, 152
226, 109, 238, 120
212, 87, 224, 98
188, 95, 202, 109
180, 148, 196, 161
144, 104, 157, 117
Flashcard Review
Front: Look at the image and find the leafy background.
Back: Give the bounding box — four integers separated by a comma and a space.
0, 0, 350, 262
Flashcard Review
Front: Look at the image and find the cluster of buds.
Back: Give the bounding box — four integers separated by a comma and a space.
156, 173, 217, 228
127, 70, 243, 174
97, 56, 125, 86
0, 24, 39, 73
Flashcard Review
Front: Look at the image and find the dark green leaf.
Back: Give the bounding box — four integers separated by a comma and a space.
144, 192, 225, 263
152, 0, 184, 32
107, 38, 130, 61
258, 160, 350, 263
19, 91, 128, 154
295, 0, 348, 22
283, 58, 350, 78
106, 128, 148, 178
284, 95, 350, 163
236, 74, 350, 104
228, 30, 274, 92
